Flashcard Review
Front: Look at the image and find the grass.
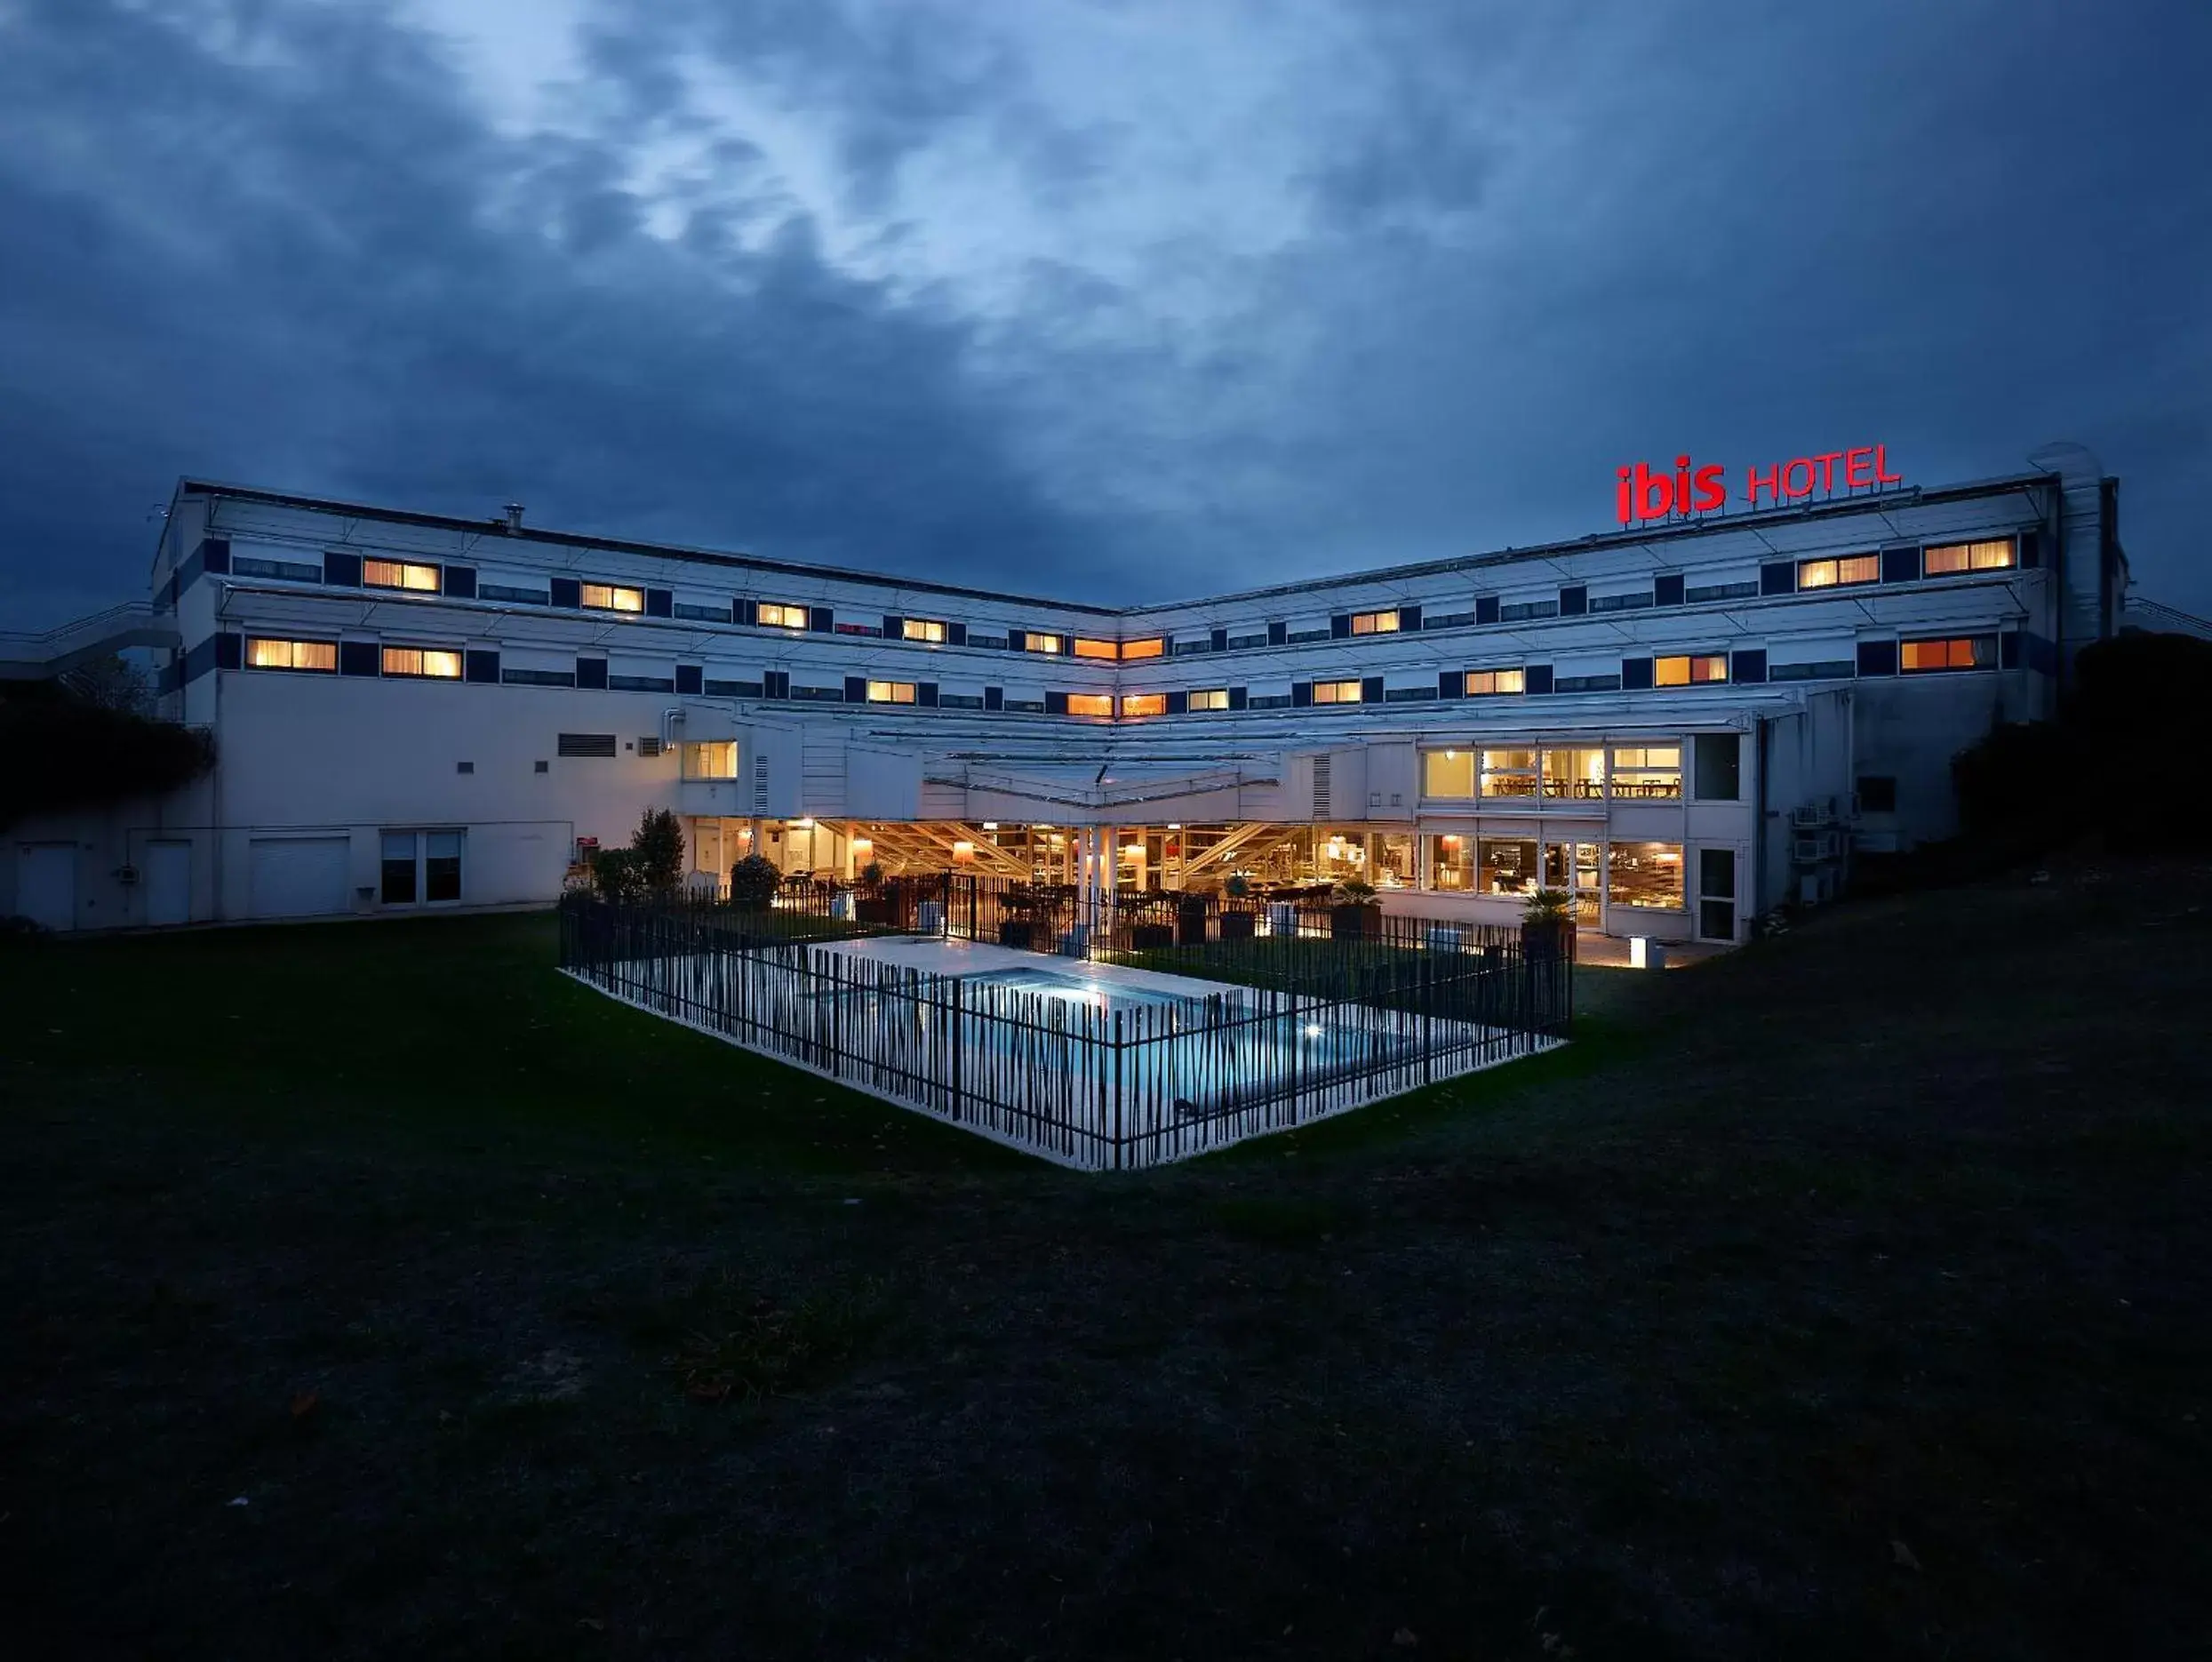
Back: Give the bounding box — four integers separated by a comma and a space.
3, 860, 2209, 1658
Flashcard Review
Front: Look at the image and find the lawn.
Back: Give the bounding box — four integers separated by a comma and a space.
3, 860, 2208, 1658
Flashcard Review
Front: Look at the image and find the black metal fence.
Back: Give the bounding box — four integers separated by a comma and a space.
558, 889, 1572, 1170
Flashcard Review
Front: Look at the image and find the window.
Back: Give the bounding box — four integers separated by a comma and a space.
757, 602, 809, 629
901, 618, 947, 643
1857, 774, 1897, 813
579, 581, 643, 612
1189, 688, 1230, 711
481, 581, 551, 605
1684, 579, 1760, 603
1465, 668, 1525, 697
233, 555, 323, 582
1588, 591, 1655, 613
1477, 837, 1538, 896
683, 740, 739, 779
1697, 847, 1737, 941
1654, 654, 1729, 687
502, 667, 576, 687
1608, 842, 1684, 910
1425, 834, 1473, 891
1901, 635, 1997, 673
1117, 692, 1165, 718
380, 646, 462, 679
1350, 610, 1401, 635
1066, 693, 1113, 717
674, 601, 731, 622
1922, 539, 2015, 576
1498, 599, 1558, 622
1024, 631, 1063, 653
1481, 749, 1538, 797
245, 637, 337, 672
381, 829, 463, 906
1121, 637, 1164, 660
1610, 746, 1682, 800
1423, 749, 1475, 798
1769, 657, 1856, 682
866, 680, 917, 704
363, 558, 440, 593
1796, 554, 1880, 589
1312, 680, 1362, 704
1543, 747, 1605, 800
1074, 637, 1120, 660
1693, 733, 1741, 801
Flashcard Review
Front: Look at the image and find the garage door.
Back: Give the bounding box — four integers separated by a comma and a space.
248, 836, 351, 919
15, 844, 76, 931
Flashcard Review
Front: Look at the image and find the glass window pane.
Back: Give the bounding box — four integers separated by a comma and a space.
1542, 747, 1604, 799
1476, 837, 1537, 895
1608, 842, 1684, 909
1481, 749, 1538, 796
1694, 733, 1740, 800
1425, 834, 1474, 890
380, 832, 416, 905
1422, 749, 1475, 797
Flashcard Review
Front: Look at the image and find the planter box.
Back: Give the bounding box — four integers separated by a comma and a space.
856, 897, 897, 926
1176, 903, 1210, 947
1330, 902, 1382, 939
1130, 922, 1175, 951
1521, 919, 1577, 962
997, 920, 1038, 950
1218, 909, 1257, 940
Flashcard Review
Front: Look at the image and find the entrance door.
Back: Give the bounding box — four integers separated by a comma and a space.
16, 844, 76, 931
145, 841, 191, 926
1543, 840, 1601, 923
1697, 846, 1737, 941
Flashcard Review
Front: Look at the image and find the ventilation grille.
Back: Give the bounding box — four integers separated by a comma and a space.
1312, 753, 1332, 819
637, 736, 663, 757
556, 732, 618, 758
753, 755, 771, 813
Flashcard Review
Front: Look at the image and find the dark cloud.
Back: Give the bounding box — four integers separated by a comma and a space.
0, 0, 2207, 628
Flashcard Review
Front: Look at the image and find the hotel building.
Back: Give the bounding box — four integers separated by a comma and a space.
2, 443, 2132, 942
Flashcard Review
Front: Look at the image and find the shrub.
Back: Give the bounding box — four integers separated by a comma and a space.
0, 688, 216, 828
590, 847, 646, 902
859, 861, 884, 887
1223, 873, 1253, 905
729, 854, 782, 910
1333, 879, 1378, 905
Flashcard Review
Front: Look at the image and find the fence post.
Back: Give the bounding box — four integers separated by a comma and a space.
949, 976, 962, 1123
1113, 1008, 1124, 1171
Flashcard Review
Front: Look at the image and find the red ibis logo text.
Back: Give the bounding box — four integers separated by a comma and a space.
1615, 444, 1903, 525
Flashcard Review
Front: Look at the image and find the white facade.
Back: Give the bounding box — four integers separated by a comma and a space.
4, 449, 2129, 941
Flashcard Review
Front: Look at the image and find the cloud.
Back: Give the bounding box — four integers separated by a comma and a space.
0, 0, 2207, 628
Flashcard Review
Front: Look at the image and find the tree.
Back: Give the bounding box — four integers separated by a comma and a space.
730, 853, 781, 910
0, 682, 215, 829
630, 807, 686, 892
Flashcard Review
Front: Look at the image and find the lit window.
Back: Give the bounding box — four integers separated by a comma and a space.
757, 602, 809, 629
1797, 554, 1880, 589
1425, 834, 1474, 891
381, 646, 462, 678
1900, 635, 1996, 673
1119, 692, 1166, 718
1480, 749, 1538, 797
1922, 539, 2015, 576
1188, 688, 1230, 711
1465, 667, 1525, 697
1654, 654, 1729, 686
1608, 842, 1684, 910
1477, 837, 1538, 895
245, 637, 337, 671
1543, 747, 1605, 800
1026, 632, 1063, 653
1422, 749, 1475, 797
580, 582, 644, 612
1074, 637, 1120, 660
1120, 637, 1164, 660
866, 680, 917, 704
901, 618, 946, 643
363, 559, 440, 592
1350, 610, 1401, 635
1609, 746, 1682, 800
1066, 693, 1113, 716
1312, 680, 1362, 704
682, 740, 739, 779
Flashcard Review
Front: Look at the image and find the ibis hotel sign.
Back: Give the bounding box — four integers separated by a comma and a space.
1614, 443, 1903, 525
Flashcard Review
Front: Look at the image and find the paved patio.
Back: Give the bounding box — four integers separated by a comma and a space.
1574, 931, 1733, 969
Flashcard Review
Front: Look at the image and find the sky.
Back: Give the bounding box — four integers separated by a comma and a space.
0, 0, 2206, 627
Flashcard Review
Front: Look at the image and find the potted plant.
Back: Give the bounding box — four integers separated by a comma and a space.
1330, 877, 1381, 939
1124, 890, 1176, 952
1174, 887, 1211, 947
1218, 873, 1258, 940
1520, 887, 1577, 962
